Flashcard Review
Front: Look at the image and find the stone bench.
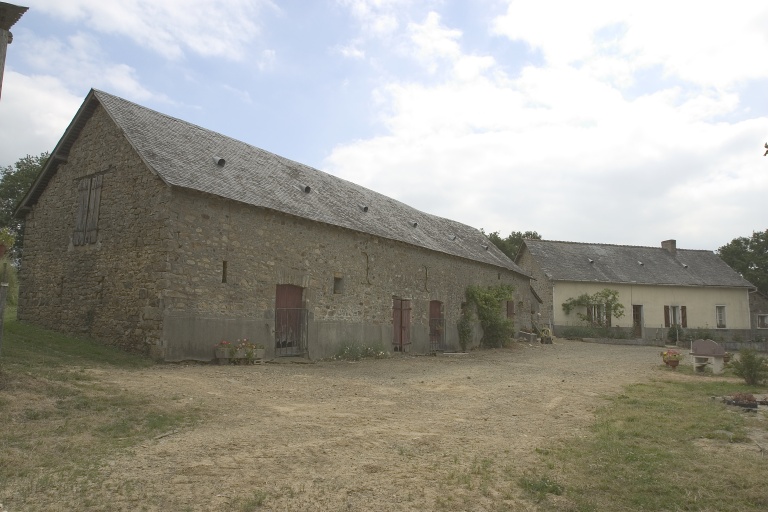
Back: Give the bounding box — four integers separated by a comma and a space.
690, 339, 725, 374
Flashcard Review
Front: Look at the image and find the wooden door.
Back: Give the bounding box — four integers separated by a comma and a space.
392, 298, 411, 352
275, 284, 305, 356
429, 300, 445, 352
632, 305, 643, 338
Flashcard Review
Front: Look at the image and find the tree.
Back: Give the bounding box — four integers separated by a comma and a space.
562, 289, 625, 327
483, 230, 542, 260
717, 230, 768, 295
0, 152, 48, 255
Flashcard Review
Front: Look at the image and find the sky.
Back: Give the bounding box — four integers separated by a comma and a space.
1, 0, 767, 252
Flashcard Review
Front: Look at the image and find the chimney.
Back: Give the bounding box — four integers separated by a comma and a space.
661, 239, 676, 256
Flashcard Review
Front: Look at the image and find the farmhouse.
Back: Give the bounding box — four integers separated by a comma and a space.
15, 89, 532, 361
517, 239, 756, 342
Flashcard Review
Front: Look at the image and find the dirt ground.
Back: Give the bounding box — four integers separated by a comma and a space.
59, 340, 672, 510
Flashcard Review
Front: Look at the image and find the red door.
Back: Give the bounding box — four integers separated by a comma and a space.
275, 284, 305, 356
392, 298, 411, 352
429, 300, 445, 352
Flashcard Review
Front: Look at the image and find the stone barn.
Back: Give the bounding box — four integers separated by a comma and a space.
15, 89, 532, 361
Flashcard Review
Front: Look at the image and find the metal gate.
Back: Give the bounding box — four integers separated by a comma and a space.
392, 298, 411, 352
429, 300, 446, 352
275, 284, 307, 356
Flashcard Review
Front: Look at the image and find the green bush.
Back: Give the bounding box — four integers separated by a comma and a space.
465, 285, 515, 348
457, 311, 472, 352
731, 349, 768, 386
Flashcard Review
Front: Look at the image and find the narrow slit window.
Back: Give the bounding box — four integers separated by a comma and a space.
333, 276, 344, 294
222, 261, 228, 283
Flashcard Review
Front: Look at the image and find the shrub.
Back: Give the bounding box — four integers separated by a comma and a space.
457, 311, 472, 352
332, 341, 389, 361
465, 285, 515, 348
730, 349, 768, 386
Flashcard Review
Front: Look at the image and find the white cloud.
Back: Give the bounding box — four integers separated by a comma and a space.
17, 32, 159, 102
0, 72, 83, 166
26, 0, 270, 60
337, 0, 405, 37
492, 0, 768, 89
325, 2, 768, 249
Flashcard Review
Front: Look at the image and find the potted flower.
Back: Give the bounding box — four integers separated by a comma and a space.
661, 349, 683, 369
233, 339, 266, 364
214, 340, 234, 364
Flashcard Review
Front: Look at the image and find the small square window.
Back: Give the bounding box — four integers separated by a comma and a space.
757, 314, 768, 329
333, 276, 344, 294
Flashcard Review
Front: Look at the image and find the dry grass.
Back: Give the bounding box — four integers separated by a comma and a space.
0, 312, 201, 509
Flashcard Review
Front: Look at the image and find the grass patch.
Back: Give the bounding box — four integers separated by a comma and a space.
0, 313, 202, 510
528, 379, 768, 510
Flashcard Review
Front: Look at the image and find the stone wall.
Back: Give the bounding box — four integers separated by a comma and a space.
18, 104, 171, 354
18, 102, 531, 361
161, 189, 532, 360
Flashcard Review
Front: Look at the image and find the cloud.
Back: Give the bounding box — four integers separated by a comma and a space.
325, 2, 768, 249
16, 31, 160, 102
492, 0, 768, 89
26, 0, 270, 60
0, 72, 83, 166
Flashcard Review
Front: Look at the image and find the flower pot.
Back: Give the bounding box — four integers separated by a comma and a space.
215, 347, 232, 364
665, 359, 680, 369
254, 348, 265, 361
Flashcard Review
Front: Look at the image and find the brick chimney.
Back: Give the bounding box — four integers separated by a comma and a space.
661, 239, 676, 256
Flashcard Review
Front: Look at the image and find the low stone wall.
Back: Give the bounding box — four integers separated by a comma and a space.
576, 337, 666, 347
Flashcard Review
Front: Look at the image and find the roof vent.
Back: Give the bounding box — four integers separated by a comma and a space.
299, 184, 311, 193
449, 234, 457, 241
359, 204, 369, 212
638, 261, 644, 266
682, 263, 689, 268
482, 244, 489, 250
213, 156, 225, 166
410, 221, 418, 228
588, 258, 594, 264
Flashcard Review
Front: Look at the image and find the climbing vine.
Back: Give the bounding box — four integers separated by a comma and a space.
561, 288, 625, 327
461, 284, 515, 348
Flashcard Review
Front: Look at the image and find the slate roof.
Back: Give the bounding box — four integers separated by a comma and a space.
522, 239, 755, 289
17, 89, 526, 275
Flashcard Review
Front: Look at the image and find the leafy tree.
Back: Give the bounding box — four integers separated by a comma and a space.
464, 284, 515, 348
717, 230, 768, 295
0, 152, 48, 255
483, 230, 542, 260
562, 289, 625, 327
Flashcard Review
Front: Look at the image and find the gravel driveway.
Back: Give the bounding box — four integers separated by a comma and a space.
84, 339, 666, 511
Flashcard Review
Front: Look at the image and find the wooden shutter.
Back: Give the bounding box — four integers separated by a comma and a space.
73, 178, 91, 246
681, 306, 687, 328
85, 175, 102, 244
664, 305, 670, 327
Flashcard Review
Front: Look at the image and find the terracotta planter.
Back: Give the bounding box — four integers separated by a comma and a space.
664, 359, 680, 369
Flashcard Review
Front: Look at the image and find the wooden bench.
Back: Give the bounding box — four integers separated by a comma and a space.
690, 339, 726, 374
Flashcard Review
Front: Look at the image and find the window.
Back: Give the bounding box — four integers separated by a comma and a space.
333, 275, 344, 294
664, 305, 687, 328
758, 315, 768, 329
506, 301, 515, 318
716, 305, 726, 329
587, 303, 610, 327
73, 174, 103, 246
